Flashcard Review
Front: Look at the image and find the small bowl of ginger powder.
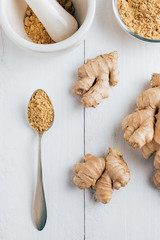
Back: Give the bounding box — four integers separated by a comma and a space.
112, 0, 160, 42
0, 0, 95, 54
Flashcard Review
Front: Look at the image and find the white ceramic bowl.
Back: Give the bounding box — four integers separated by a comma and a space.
1, 0, 96, 54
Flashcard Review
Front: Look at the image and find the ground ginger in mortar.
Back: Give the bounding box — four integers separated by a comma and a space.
118, 0, 160, 40
24, 0, 75, 44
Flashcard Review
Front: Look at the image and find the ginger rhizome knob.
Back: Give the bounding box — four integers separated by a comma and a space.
73, 51, 120, 108
122, 73, 160, 188
94, 148, 130, 204
73, 148, 130, 204
73, 154, 105, 189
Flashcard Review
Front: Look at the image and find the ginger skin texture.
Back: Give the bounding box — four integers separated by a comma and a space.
153, 170, 160, 188
73, 148, 130, 204
122, 108, 155, 149
73, 51, 120, 108
142, 140, 160, 170
73, 154, 105, 189
94, 148, 130, 204
94, 171, 113, 204
142, 140, 160, 188
122, 73, 160, 188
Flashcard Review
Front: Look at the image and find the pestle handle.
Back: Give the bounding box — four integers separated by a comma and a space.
25, 0, 78, 42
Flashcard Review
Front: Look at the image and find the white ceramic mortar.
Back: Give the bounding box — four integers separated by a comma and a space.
0, 0, 96, 54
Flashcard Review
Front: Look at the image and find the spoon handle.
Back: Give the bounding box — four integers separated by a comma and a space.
32, 134, 47, 231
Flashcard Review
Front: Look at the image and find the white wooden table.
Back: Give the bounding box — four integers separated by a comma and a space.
1, 0, 160, 239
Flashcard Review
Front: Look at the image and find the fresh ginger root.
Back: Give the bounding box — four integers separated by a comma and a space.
73, 154, 105, 189
122, 108, 155, 149
73, 148, 130, 204
142, 140, 160, 188
142, 140, 160, 169
73, 51, 120, 108
153, 170, 160, 188
94, 148, 130, 204
94, 171, 113, 204
122, 73, 160, 188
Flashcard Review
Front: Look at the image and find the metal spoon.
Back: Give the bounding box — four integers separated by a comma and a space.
27, 89, 54, 231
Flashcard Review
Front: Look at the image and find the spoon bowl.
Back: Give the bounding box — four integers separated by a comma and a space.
28, 89, 54, 134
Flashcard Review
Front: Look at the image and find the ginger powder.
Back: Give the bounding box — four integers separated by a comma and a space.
28, 89, 54, 135
24, 0, 75, 44
118, 0, 160, 40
